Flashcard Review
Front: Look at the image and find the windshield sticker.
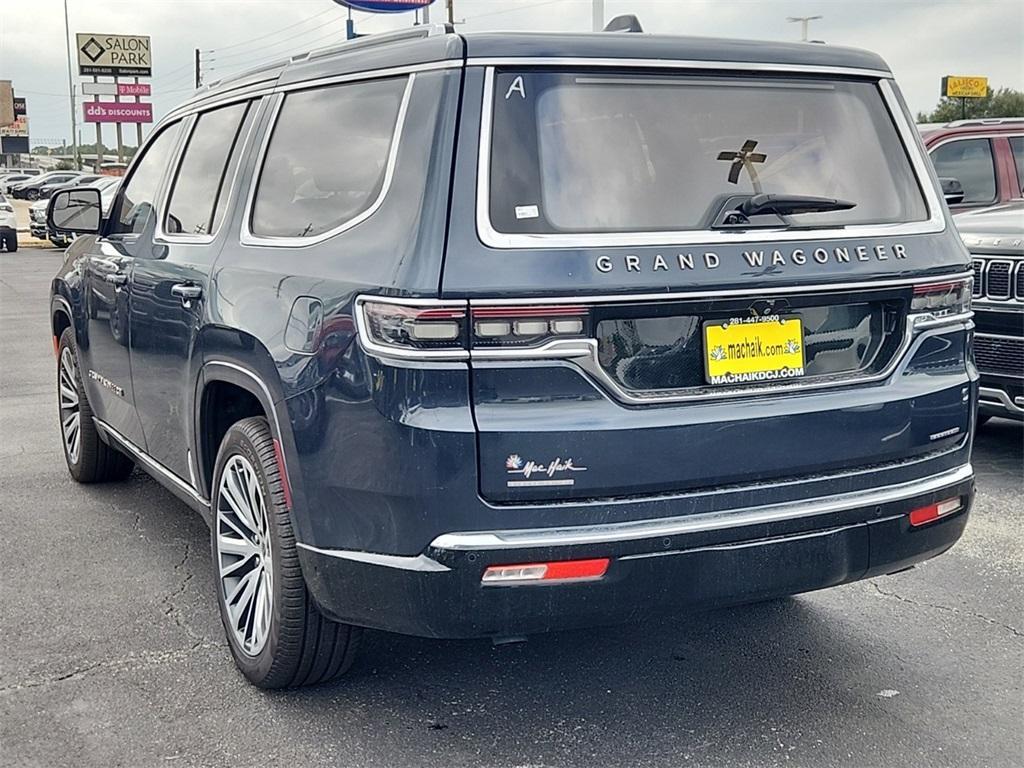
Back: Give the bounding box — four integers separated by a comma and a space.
514, 204, 539, 220
504, 76, 526, 100
717, 139, 767, 187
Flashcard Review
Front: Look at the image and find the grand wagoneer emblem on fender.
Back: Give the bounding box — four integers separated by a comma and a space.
506, 454, 587, 488
595, 243, 908, 274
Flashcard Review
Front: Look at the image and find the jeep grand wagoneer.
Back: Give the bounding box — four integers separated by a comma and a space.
47, 24, 976, 688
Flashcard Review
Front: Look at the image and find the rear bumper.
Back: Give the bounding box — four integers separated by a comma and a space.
298, 463, 974, 639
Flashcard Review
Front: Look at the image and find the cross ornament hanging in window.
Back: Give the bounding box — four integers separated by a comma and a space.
717, 139, 767, 191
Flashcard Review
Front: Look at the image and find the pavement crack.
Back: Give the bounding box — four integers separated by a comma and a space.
870, 580, 1023, 638
0, 642, 227, 695
160, 542, 198, 637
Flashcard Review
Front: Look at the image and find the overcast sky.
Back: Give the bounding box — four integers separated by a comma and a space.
2, 0, 1021, 148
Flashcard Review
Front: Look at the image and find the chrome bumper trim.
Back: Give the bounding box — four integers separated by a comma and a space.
430, 463, 974, 551
979, 387, 1024, 416
296, 543, 450, 572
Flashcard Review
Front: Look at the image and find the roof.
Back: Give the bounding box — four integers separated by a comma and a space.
179, 25, 892, 115
919, 117, 1024, 141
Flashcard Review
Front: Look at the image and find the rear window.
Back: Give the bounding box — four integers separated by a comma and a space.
488, 70, 928, 235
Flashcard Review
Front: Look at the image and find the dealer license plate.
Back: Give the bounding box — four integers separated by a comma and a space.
704, 315, 806, 386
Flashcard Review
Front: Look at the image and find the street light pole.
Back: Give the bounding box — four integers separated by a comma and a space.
62, 0, 80, 169
592, 0, 604, 31
786, 14, 823, 42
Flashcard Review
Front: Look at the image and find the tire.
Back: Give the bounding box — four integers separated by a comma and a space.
56, 327, 134, 483
3, 233, 15, 252
211, 416, 360, 688
26, 189, 39, 201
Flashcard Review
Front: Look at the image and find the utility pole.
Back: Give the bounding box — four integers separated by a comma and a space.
446, 0, 454, 25
786, 15, 822, 42
62, 0, 80, 169
592, 0, 604, 32
194, 48, 201, 90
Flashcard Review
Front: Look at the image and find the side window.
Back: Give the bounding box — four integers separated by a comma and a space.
1009, 136, 1024, 196
930, 138, 997, 204
109, 122, 183, 236
250, 76, 408, 239
165, 101, 251, 237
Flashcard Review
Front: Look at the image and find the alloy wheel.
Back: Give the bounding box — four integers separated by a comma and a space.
58, 346, 81, 464
216, 454, 274, 657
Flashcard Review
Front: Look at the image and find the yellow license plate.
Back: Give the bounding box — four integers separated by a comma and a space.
704, 316, 805, 385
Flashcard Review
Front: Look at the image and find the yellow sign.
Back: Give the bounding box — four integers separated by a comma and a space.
942, 76, 988, 99
704, 316, 805, 385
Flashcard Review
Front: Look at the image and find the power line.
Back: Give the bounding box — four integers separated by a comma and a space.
205, 19, 347, 63
205, 6, 338, 52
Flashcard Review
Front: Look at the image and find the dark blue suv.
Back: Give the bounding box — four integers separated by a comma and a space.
47, 26, 977, 688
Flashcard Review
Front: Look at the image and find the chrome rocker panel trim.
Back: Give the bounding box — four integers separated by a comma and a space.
430, 463, 974, 551
979, 387, 1024, 417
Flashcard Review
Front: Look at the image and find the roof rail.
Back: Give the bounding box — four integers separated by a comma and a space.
945, 117, 1024, 128
305, 23, 453, 62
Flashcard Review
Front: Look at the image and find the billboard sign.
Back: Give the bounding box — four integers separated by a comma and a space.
1, 96, 29, 154
333, 0, 435, 12
942, 76, 988, 99
84, 101, 153, 123
83, 82, 151, 97
118, 82, 151, 96
77, 33, 152, 77
0, 80, 13, 127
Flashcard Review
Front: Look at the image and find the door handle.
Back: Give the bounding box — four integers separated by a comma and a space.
171, 283, 203, 301
103, 272, 128, 286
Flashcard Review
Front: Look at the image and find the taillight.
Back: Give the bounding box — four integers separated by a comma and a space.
471, 305, 589, 347
356, 298, 469, 359
355, 297, 592, 359
911, 280, 971, 319
908, 497, 962, 527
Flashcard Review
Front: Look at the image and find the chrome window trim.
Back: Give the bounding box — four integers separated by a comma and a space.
276, 60, 459, 94
240, 73, 415, 249
475, 68, 944, 249
165, 83, 276, 123
93, 417, 209, 507
465, 57, 892, 78
430, 463, 974, 551
156, 98, 265, 246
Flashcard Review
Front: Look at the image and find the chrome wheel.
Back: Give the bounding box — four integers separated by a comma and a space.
58, 346, 81, 464
216, 454, 273, 657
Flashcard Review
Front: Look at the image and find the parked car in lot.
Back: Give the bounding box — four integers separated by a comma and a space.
918, 118, 1024, 211
48, 24, 976, 688
31, 176, 119, 246
0, 192, 17, 252
10, 170, 83, 200
37, 173, 103, 200
0, 167, 41, 178
956, 202, 1024, 421
1, 174, 33, 194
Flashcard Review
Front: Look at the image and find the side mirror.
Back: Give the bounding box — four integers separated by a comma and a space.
939, 177, 965, 205
48, 187, 102, 235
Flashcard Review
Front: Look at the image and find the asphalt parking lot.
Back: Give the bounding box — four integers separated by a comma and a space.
1, 248, 1021, 768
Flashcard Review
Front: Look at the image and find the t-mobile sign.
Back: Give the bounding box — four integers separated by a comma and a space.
118, 82, 151, 96
84, 101, 153, 123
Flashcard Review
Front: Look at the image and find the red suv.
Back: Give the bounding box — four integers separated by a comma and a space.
918, 118, 1024, 211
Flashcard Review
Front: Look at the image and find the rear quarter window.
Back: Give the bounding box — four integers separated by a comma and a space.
250, 76, 409, 240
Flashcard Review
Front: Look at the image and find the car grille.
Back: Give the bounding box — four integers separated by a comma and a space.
974, 334, 1024, 378
972, 256, 1024, 302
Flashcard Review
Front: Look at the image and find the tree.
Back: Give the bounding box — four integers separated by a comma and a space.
55, 160, 76, 170
917, 87, 1024, 123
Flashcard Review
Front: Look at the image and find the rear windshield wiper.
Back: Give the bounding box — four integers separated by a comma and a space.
739, 194, 856, 217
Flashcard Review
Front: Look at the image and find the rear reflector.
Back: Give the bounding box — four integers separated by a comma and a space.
481, 558, 610, 585
909, 497, 961, 527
